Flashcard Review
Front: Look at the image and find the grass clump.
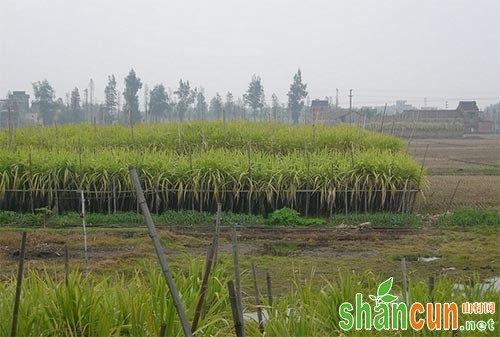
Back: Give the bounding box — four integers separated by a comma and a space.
266, 208, 325, 226
437, 208, 500, 227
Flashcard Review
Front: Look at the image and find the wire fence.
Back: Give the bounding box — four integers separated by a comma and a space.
0, 188, 421, 216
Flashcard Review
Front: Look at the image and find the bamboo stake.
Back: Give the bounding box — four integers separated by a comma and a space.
129, 168, 193, 337
112, 177, 117, 214
251, 261, 264, 332
158, 323, 167, 337
80, 191, 89, 271
53, 172, 59, 216
191, 244, 215, 333
228, 280, 245, 337
10, 232, 27, 337
213, 203, 222, 267
266, 272, 273, 306
401, 257, 409, 305
231, 223, 244, 328
64, 245, 69, 287
428, 276, 435, 298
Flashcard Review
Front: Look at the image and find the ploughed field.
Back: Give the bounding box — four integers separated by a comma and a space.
0, 122, 422, 214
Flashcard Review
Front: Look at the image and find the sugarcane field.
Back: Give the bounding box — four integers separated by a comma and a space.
1, 2, 499, 336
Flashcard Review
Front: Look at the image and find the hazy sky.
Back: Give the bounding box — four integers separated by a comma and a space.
1, 0, 499, 109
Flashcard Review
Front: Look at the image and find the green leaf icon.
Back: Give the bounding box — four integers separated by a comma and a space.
369, 294, 377, 301
377, 277, 393, 297
380, 294, 398, 304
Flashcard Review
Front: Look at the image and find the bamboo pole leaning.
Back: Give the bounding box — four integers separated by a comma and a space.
129, 167, 193, 337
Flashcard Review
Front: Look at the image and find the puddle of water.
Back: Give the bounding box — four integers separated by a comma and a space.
454, 277, 500, 292
244, 309, 269, 322
417, 256, 440, 262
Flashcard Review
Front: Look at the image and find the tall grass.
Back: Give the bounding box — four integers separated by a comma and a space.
1, 265, 498, 336
0, 121, 403, 153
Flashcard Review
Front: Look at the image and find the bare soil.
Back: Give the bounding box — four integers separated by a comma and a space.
408, 135, 500, 212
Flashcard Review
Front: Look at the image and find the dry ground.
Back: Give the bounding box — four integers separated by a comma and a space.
408, 135, 500, 212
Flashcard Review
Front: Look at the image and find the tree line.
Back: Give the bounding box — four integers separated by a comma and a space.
28, 69, 309, 126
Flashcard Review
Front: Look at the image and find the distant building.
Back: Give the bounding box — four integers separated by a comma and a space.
0, 91, 31, 128
309, 99, 363, 125
388, 101, 492, 133
310, 99, 329, 124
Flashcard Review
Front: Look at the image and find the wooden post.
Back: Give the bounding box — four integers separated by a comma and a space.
344, 189, 348, 215
428, 276, 435, 298
53, 172, 59, 216
191, 244, 215, 333
401, 257, 409, 305
266, 272, 273, 306
251, 261, 264, 332
129, 168, 193, 337
28, 152, 34, 214
231, 223, 244, 328
213, 203, 222, 267
10, 232, 27, 337
158, 323, 167, 337
228, 280, 245, 337
112, 177, 117, 214
64, 245, 69, 287
80, 191, 89, 271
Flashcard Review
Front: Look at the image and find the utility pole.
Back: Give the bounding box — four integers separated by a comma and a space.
89, 79, 95, 124
335, 88, 339, 110
349, 89, 353, 126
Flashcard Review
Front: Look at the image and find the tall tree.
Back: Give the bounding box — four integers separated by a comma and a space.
123, 69, 143, 124
209, 93, 223, 120
174, 79, 195, 122
271, 93, 281, 122
196, 88, 208, 120
32, 79, 56, 125
244, 75, 265, 121
70, 87, 82, 123
104, 75, 118, 123
224, 92, 235, 120
143, 83, 149, 121
149, 84, 170, 123
287, 69, 308, 124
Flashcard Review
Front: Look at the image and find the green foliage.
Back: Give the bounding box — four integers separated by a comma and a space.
123, 69, 143, 124
148, 84, 170, 122
437, 208, 500, 227
0, 211, 42, 226
330, 212, 422, 227
32, 79, 56, 124
175, 79, 195, 122
0, 121, 404, 153
209, 93, 223, 120
0, 210, 267, 228
267, 208, 325, 226
244, 74, 265, 119
287, 68, 308, 124
104, 74, 118, 119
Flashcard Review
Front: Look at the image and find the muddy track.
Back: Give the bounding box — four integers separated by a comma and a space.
167, 225, 420, 240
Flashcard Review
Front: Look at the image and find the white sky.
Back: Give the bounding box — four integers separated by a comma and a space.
0, 0, 499, 109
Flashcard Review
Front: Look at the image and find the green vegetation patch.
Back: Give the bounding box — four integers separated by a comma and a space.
437, 208, 500, 227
